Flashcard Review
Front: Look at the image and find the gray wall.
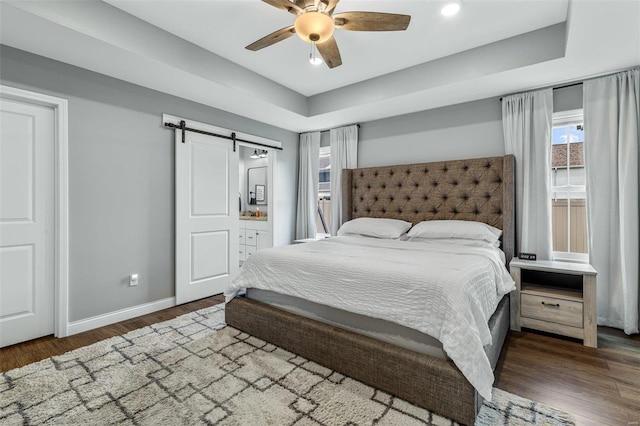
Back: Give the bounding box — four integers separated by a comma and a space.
0, 44, 584, 323
358, 98, 505, 167
553, 84, 583, 112
358, 84, 584, 168
0, 45, 299, 322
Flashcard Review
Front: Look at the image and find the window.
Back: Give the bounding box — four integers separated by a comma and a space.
551, 109, 588, 261
317, 146, 331, 236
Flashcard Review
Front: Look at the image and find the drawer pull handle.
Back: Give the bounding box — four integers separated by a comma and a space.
541, 301, 560, 308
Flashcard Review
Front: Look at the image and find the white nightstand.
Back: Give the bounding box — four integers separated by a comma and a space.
509, 259, 597, 348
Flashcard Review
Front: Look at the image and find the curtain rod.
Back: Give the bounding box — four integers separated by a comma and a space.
552, 82, 583, 91
499, 82, 582, 101
303, 124, 360, 135
499, 66, 639, 101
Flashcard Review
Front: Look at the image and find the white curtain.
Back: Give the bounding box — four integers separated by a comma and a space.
296, 132, 320, 240
502, 89, 554, 259
584, 68, 639, 334
329, 125, 358, 235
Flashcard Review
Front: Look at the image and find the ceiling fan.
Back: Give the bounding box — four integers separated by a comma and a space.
246, 0, 411, 69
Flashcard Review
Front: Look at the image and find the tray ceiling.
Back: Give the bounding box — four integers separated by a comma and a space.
1, 0, 638, 132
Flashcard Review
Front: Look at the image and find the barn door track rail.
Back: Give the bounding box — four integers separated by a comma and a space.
164, 120, 283, 152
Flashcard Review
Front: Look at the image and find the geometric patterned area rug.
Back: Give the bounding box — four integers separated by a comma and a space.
0, 304, 575, 426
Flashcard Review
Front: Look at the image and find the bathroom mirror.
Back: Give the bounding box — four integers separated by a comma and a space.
247, 167, 267, 205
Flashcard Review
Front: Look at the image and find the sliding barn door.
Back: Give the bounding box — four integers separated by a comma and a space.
175, 130, 239, 305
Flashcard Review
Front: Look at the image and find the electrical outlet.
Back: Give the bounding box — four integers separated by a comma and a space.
129, 273, 139, 287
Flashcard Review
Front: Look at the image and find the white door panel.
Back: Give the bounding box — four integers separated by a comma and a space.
256, 231, 272, 251
190, 231, 228, 281
191, 142, 229, 216
1, 110, 34, 221
0, 245, 34, 317
0, 98, 55, 347
176, 130, 238, 304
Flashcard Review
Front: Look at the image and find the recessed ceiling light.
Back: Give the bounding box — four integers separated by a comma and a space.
309, 55, 323, 65
441, 0, 463, 16
309, 43, 323, 66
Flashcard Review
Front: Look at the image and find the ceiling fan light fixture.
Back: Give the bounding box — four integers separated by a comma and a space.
441, 0, 463, 16
294, 11, 335, 44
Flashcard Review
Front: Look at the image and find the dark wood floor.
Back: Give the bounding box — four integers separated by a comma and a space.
496, 326, 640, 426
1, 296, 638, 426
0, 295, 224, 373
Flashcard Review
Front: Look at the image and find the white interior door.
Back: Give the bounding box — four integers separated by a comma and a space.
176, 129, 239, 305
0, 97, 55, 347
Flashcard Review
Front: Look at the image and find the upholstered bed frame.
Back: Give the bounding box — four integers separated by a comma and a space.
226, 155, 515, 425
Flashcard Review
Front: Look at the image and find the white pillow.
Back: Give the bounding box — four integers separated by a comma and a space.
409, 237, 500, 248
337, 217, 413, 239
407, 220, 502, 244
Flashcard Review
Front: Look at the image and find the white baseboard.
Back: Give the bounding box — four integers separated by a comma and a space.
67, 297, 176, 336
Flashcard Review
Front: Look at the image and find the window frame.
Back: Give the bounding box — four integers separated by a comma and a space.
318, 145, 331, 197
551, 109, 588, 263
317, 145, 331, 237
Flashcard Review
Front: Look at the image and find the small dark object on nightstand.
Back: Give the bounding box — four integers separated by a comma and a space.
518, 252, 537, 261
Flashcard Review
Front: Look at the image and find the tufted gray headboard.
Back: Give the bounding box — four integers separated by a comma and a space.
341, 155, 515, 265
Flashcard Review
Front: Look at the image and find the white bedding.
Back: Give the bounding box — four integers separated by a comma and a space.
224, 235, 515, 401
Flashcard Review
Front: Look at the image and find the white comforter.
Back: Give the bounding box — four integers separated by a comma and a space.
224, 236, 515, 401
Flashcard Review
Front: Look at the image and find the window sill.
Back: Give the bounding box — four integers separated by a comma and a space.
552, 252, 589, 263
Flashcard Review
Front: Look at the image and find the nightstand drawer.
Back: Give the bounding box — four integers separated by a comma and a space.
521, 293, 583, 328
245, 230, 257, 247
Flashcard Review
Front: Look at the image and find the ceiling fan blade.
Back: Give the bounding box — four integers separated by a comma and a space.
245, 26, 296, 51
324, 0, 341, 16
261, 0, 301, 15
316, 36, 342, 68
333, 12, 411, 31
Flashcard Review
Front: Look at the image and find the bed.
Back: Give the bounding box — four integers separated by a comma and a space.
225, 155, 515, 425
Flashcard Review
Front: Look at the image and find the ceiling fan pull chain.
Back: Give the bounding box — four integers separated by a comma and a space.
309, 42, 322, 65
